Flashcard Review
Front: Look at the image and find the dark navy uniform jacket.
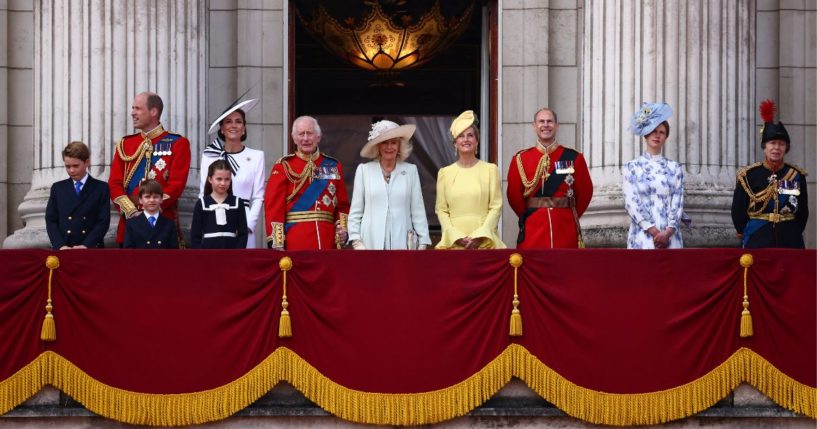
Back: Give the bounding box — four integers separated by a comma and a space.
45, 176, 111, 249
731, 162, 809, 248
123, 213, 179, 249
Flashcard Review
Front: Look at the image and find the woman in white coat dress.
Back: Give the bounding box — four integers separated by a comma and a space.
348, 120, 431, 250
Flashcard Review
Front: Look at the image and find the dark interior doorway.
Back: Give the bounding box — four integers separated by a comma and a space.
289, 1, 494, 236
292, 1, 483, 116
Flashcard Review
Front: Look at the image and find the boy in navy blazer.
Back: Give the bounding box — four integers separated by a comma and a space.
45, 141, 111, 249
123, 179, 179, 249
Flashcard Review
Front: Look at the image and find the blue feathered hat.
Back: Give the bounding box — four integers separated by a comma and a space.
628, 102, 672, 136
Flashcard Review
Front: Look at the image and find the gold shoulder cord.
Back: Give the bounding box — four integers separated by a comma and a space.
515, 151, 550, 198
116, 136, 153, 189
737, 165, 798, 218
283, 158, 315, 203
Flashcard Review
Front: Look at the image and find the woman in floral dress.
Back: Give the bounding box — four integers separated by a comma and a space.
622, 102, 684, 249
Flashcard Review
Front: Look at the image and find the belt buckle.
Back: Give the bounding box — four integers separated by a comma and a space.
768, 213, 780, 223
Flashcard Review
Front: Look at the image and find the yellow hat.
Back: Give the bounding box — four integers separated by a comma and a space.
450, 110, 478, 139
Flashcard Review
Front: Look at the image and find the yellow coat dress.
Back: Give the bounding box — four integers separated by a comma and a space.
435, 160, 506, 249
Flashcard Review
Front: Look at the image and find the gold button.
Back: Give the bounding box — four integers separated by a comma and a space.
82, 230, 86, 234
147, 241, 151, 244
68, 216, 72, 220
67, 230, 71, 234
158, 241, 162, 244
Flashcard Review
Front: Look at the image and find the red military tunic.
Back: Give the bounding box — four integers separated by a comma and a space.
264, 151, 350, 250
108, 125, 191, 244
507, 144, 593, 248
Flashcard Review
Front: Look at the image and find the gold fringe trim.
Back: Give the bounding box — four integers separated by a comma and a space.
1, 351, 285, 426
0, 354, 49, 416
516, 345, 816, 426
279, 346, 514, 426
0, 347, 814, 426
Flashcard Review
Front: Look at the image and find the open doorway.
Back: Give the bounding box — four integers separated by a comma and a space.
289, 0, 498, 237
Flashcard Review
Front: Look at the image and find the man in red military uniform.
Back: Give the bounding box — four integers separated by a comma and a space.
264, 115, 350, 250
108, 92, 191, 246
507, 108, 593, 248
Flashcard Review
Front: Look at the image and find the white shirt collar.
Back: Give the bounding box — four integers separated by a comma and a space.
74, 173, 89, 186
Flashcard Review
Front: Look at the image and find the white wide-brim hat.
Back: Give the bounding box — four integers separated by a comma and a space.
360, 120, 416, 159
207, 99, 258, 135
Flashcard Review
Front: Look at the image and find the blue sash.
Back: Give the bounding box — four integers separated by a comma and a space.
285, 157, 338, 233
741, 184, 794, 247
125, 134, 181, 195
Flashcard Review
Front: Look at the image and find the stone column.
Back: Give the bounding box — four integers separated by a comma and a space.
581, 0, 755, 247
3, 0, 206, 248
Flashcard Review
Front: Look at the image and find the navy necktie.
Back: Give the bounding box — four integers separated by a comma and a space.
74, 181, 83, 196
148, 216, 156, 228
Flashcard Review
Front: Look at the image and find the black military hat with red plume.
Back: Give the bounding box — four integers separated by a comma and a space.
759, 99, 790, 152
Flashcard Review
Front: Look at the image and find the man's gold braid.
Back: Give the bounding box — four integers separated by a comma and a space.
115, 136, 150, 162
283, 159, 314, 202
516, 153, 550, 198
117, 137, 153, 189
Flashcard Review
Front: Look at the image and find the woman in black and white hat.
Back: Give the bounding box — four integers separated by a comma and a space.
347, 120, 431, 250
199, 99, 265, 248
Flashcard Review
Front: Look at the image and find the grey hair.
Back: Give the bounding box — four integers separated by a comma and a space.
291, 115, 322, 138
533, 107, 558, 124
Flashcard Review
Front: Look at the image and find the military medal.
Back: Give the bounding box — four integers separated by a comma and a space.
555, 160, 575, 175
778, 180, 800, 196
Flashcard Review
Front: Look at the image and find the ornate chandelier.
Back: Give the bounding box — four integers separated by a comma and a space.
297, 0, 475, 73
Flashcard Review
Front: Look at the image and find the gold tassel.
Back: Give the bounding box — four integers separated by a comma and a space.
739, 254, 753, 338
278, 256, 293, 338
509, 253, 523, 336
40, 256, 60, 341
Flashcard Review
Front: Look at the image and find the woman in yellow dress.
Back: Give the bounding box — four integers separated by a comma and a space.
435, 110, 506, 249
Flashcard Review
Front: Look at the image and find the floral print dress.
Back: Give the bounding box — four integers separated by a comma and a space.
622, 153, 685, 249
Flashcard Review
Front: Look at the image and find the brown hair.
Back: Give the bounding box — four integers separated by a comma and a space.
646, 121, 671, 138
144, 92, 164, 117
138, 179, 163, 197
203, 159, 234, 196
62, 141, 90, 161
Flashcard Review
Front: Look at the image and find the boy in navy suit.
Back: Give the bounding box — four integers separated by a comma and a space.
123, 179, 179, 249
45, 141, 111, 250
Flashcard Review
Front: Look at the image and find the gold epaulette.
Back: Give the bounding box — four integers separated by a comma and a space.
787, 163, 808, 177
321, 153, 340, 163
520, 146, 543, 155
561, 146, 581, 155
736, 162, 762, 179
275, 153, 296, 164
